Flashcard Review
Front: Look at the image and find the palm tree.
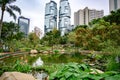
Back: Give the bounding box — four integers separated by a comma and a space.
0, 0, 21, 37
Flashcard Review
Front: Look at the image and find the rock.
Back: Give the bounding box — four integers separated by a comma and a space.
43, 51, 49, 54
0, 72, 36, 80
61, 49, 65, 54
30, 50, 38, 54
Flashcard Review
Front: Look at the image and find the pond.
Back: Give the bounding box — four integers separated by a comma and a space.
0, 53, 90, 80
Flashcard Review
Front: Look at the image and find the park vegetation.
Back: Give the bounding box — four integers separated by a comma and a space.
0, 4, 120, 79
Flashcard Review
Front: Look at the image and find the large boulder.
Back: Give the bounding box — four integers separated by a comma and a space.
30, 49, 38, 54
0, 72, 36, 80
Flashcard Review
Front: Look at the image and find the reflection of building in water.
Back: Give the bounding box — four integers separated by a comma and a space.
32, 57, 43, 67
44, 0, 57, 34
34, 27, 42, 38
18, 16, 30, 37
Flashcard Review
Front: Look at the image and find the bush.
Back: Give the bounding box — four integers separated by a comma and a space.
103, 47, 120, 71
0, 48, 3, 52
50, 63, 120, 80
106, 57, 120, 71
12, 60, 32, 73
20, 47, 31, 52
53, 50, 59, 54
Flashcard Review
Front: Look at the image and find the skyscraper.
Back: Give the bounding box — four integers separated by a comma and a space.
109, 0, 120, 12
74, 7, 104, 26
59, 0, 71, 36
44, 0, 57, 34
18, 16, 30, 37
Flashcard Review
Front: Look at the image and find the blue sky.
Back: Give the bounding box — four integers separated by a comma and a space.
1, 0, 109, 34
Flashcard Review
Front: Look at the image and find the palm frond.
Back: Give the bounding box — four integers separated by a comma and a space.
6, 7, 16, 20
0, 0, 15, 4
8, 0, 16, 4
9, 5, 21, 14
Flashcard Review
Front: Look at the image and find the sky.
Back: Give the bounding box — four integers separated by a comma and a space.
1, 0, 109, 35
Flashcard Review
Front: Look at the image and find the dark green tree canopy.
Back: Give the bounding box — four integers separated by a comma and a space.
1, 21, 24, 41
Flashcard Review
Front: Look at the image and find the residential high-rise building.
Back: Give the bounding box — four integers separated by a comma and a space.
109, 0, 120, 12
44, 0, 57, 34
59, 0, 71, 36
74, 7, 104, 26
18, 16, 30, 37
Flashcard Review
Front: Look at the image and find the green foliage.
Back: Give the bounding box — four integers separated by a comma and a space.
0, 48, 3, 52
68, 19, 120, 51
59, 36, 68, 44
28, 32, 40, 48
50, 63, 120, 80
20, 47, 31, 52
103, 9, 120, 25
103, 47, 120, 71
41, 28, 61, 46
50, 63, 89, 80
106, 57, 120, 71
53, 50, 59, 54
33, 64, 64, 74
0, 0, 21, 20
0, 22, 25, 52
0, 60, 32, 75
13, 60, 31, 73
1, 22, 24, 41
0, 66, 13, 76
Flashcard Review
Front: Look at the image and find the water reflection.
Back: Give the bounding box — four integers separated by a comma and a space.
33, 57, 43, 67
33, 71, 48, 80
32, 57, 48, 80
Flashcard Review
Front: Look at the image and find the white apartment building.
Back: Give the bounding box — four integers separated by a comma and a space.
74, 7, 104, 26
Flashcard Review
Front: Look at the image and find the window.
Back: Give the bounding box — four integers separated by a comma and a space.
49, 19, 54, 28
64, 6, 69, 12
50, 6, 54, 14
64, 19, 68, 27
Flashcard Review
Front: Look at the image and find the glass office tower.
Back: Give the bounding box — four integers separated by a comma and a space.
44, 0, 57, 34
59, 0, 71, 36
18, 16, 30, 37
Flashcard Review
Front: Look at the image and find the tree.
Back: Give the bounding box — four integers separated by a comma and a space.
0, 0, 21, 37
42, 28, 61, 46
28, 32, 40, 48
103, 9, 120, 25
1, 22, 24, 51
1, 21, 24, 41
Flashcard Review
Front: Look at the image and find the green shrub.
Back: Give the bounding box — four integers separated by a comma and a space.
0, 48, 3, 52
0, 66, 13, 76
103, 47, 120, 71
13, 60, 32, 73
50, 63, 120, 80
53, 50, 59, 54
106, 57, 120, 71
20, 47, 31, 52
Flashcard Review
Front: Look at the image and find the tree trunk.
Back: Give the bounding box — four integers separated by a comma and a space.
0, 5, 5, 38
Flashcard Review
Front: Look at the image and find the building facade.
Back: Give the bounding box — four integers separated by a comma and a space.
59, 0, 71, 36
44, 0, 57, 34
34, 27, 42, 38
74, 7, 104, 26
109, 0, 120, 12
18, 16, 30, 37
